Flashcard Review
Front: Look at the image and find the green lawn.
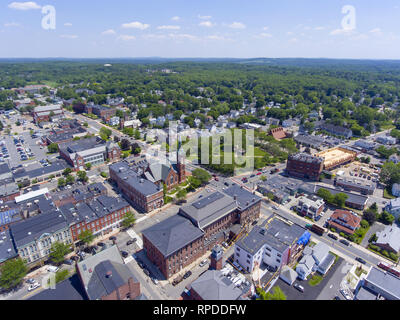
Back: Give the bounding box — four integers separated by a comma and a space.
384, 188, 396, 199
308, 274, 323, 287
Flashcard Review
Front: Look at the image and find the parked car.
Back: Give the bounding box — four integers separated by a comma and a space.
183, 271, 192, 279
64, 259, 74, 265
199, 259, 208, 267
127, 240, 135, 246
328, 233, 338, 241
355, 257, 366, 265
333, 296, 341, 300
26, 278, 36, 284
340, 289, 352, 300
151, 277, 159, 285
252, 220, 259, 226
28, 282, 41, 292
47, 266, 59, 273
109, 236, 117, 241
143, 269, 150, 276
294, 283, 304, 293
121, 251, 129, 258
339, 239, 350, 247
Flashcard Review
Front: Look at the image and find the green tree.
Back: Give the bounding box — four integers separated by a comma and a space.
47, 143, 59, 154
77, 171, 88, 182
177, 189, 188, 200
85, 163, 92, 171
257, 286, 286, 300
79, 229, 94, 247
49, 242, 71, 265
317, 188, 334, 204
379, 211, 395, 225
58, 177, 66, 187
63, 168, 72, 176
334, 193, 348, 208
121, 211, 136, 229
66, 174, 75, 185
192, 169, 211, 186
134, 129, 141, 140
0, 258, 28, 291
99, 127, 112, 141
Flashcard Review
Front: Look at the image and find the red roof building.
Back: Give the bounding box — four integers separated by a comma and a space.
327, 209, 361, 235
270, 127, 287, 141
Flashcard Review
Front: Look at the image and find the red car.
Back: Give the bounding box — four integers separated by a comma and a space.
257, 172, 262, 176
215, 177, 219, 181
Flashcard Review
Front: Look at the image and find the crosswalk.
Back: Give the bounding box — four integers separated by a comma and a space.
127, 229, 143, 249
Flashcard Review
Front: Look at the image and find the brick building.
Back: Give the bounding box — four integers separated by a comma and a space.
59, 137, 121, 171
109, 162, 164, 213
286, 153, 324, 180
32, 105, 64, 125
327, 209, 361, 235
77, 245, 141, 300
59, 195, 130, 241
142, 186, 261, 279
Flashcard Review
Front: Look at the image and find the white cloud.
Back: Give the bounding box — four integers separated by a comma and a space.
263, 27, 269, 31
64, 23, 73, 27
168, 33, 198, 41
60, 34, 78, 39
314, 26, 325, 31
289, 38, 299, 43
330, 28, 355, 36
206, 35, 234, 41
199, 21, 215, 28
259, 32, 272, 38
198, 15, 212, 20
4, 22, 21, 27
171, 16, 180, 21
157, 25, 181, 30
228, 22, 246, 29
142, 34, 168, 40
286, 31, 294, 36
121, 21, 150, 30
8, 1, 41, 10
117, 34, 136, 41
369, 28, 383, 36
101, 29, 116, 35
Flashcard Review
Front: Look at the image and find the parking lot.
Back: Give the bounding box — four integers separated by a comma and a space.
276, 257, 345, 300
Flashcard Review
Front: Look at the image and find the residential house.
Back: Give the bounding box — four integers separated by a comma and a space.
327, 209, 361, 235
374, 224, 400, 254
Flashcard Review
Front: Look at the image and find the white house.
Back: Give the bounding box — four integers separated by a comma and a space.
392, 184, 400, 197
385, 198, 400, 219
296, 242, 335, 280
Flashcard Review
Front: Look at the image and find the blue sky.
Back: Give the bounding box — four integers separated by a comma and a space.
0, 0, 399, 59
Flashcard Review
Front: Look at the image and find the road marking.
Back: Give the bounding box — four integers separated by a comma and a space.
127, 229, 143, 249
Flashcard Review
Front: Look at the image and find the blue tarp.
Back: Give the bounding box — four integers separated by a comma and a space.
297, 231, 311, 246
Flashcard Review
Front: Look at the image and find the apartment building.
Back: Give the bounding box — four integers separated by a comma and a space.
286, 153, 324, 180
297, 195, 325, 219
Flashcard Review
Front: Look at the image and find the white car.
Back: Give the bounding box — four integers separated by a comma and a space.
340, 289, 352, 300
47, 266, 59, 273
28, 282, 41, 292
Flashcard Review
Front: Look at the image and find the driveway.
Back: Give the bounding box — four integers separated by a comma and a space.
276, 257, 344, 300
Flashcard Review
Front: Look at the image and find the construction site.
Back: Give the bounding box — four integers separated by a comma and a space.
316, 147, 357, 170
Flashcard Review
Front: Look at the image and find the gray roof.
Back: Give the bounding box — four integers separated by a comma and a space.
13, 161, 68, 180
0, 163, 11, 176
0, 182, 19, 197
375, 224, 400, 253
29, 274, 85, 300
356, 286, 378, 300
236, 218, 306, 255
179, 192, 237, 229
280, 265, 298, 285
318, 253, 336, 271
77, 245, 136, 300
190, 270, 243, 300
60, 136, 105, 154
142, 215, 204, 258
312, 242, 329, 264
365, 267, 400, 300
109, 162, 161, 196
223, 184, 261, 211
314, 185, 368, 207
10, 211, 68, 247
0, 229, 18, 263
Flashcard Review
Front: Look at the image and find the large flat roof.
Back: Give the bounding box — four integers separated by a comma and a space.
316, 147, 356, 168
